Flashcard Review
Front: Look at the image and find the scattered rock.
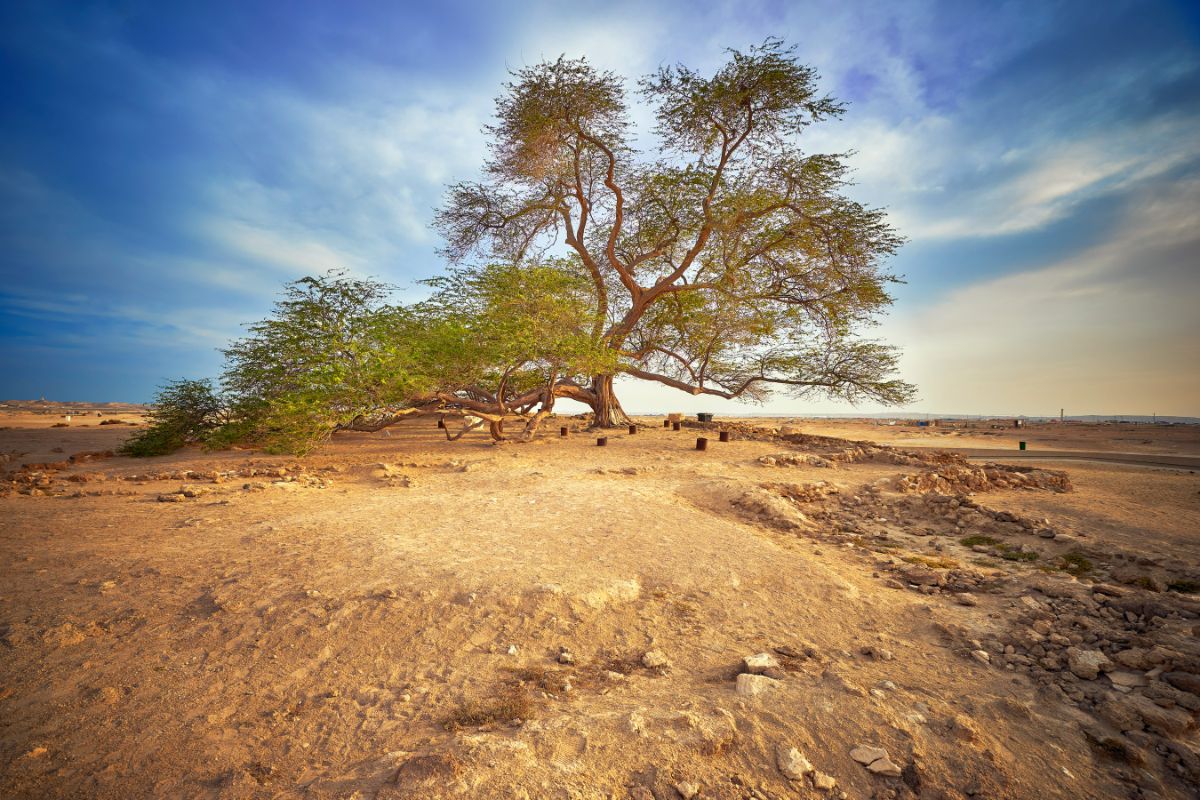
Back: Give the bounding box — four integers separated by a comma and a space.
850, 744, 903, 777
813, 772, 838, 791
642, 650, 670, 670
776, 745, 814, 780
1107, 671, 1148, 690
674, 782, 699, 799
742, 652, 780, 674
1067, 648, 1114, 681
850, 745, 889, 765
1163, 672, 1200, 695
735, 673, 781, 697
868, 757, 904, 777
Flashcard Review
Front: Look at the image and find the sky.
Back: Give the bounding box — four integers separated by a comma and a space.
1, 0, 1198, 416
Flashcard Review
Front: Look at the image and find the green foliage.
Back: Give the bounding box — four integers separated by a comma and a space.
435, 38, 917, 413
1058, 551, 1094, 576
960, 535, 1001, 547
119, 379, 224, 457
217, 272, 433, 454
421, 260, 617, 390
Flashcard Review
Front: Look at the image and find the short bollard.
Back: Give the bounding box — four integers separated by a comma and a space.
696, 437, 708, 451
672, 421, 681, 431
719, 430, 730, 443
628, 424, 637, 435
597, 436, 608, 447
1019, 441, 1026, 451
437, 418, 445, 429
663, 419, 671, 428
560, 426, 569, 437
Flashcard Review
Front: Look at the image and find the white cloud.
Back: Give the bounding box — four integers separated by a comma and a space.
885, 174, 1200, 415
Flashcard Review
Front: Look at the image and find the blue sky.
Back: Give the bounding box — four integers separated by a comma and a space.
2, 0, 1198, 415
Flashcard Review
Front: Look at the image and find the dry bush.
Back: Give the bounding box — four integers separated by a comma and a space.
444, 683, 534, 731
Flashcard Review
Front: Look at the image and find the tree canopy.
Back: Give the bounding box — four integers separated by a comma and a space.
436, 38, 915, 425
128, 39, 915, 456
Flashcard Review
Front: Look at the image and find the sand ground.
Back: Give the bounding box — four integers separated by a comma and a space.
1, 414, 1198, 799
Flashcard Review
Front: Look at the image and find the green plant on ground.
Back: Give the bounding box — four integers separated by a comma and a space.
1058, 551, 1094, 576
960, 535, 1001, 547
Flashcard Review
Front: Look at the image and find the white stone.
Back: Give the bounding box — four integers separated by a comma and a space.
674, 782, 699, 799
776, 745, 814, 780
813, 772, 837, 791
735, 673, 780, 697
868, 757, 903, 777
642, 650, 670, 669
743, 652, 780, 674
850, 745, 888, 765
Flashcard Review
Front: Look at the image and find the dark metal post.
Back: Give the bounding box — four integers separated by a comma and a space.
628, 424, 637, 435
672, 421, 681, 431
560, 426, 568, 437
597, 436, 608, 447
696, 437, 708, 451
719, 430, 730, 443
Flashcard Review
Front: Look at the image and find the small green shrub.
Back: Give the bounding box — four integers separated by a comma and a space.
1058, 551, 1094, 576
119, 379, 224, 457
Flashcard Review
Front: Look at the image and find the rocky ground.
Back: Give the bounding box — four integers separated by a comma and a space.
1, 416, 1198, 799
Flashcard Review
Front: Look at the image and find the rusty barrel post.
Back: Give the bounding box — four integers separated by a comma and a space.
437, 418, 445, 429
597, 436, 608, 447
628, 424, 637, 435
719, 430, 730, 443
560, 426, 569, 437
663, 419, 670, 428
672, 421, 681, 431
696, 437, 708, 451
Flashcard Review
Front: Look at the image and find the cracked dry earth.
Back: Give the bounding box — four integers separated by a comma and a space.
1, 418, 1199, 799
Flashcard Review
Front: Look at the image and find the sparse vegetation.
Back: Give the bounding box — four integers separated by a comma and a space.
960, 535, 1000, 547
1167, 579, 1200, 594
1058, 551, 1094, 576
444, 683, 534, 731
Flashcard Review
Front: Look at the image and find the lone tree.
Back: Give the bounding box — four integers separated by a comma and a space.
437, 39, 915, 426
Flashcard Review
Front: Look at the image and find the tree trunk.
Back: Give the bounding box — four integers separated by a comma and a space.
589, 374, 632, 428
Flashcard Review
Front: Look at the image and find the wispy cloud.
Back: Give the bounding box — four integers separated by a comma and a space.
886, 171, 1200, 415
1, 0, 1197, 409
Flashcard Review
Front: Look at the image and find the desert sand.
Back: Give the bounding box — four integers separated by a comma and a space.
2, 412, 1199, 799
